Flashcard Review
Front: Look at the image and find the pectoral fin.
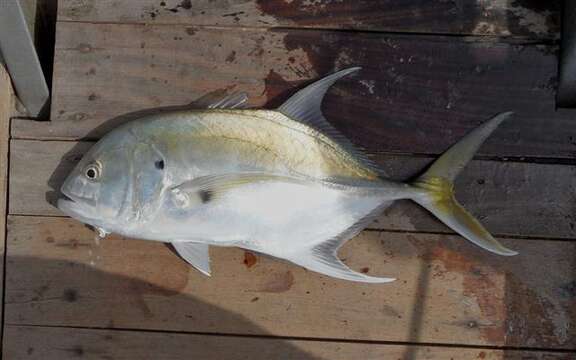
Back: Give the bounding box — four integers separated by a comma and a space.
172, 242, 211, 276
170, 172, 310, 208
170, 172, 390, 210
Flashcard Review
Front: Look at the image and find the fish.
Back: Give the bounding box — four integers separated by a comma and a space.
58, 67, 517, 283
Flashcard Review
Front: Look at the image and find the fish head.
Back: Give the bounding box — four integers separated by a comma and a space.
57, 126, 167, 231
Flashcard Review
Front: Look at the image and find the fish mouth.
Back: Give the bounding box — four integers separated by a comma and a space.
57, 190, 98, 224
56, 194, 78, 215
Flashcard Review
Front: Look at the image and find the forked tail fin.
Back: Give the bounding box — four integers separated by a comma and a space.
411, 112, 518, 256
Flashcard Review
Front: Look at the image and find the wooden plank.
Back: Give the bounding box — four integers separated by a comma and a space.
9, 139, 576, 239
5, 215, 576, 349
16, 23, 575, 160
0, 65, 14, 342
57, 0, 560, 39
2, 327, 571, 360
5, 325, 572, 360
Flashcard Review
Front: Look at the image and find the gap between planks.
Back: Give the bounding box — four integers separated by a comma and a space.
5, 323, 576, 354
54, 20, 558, 45
55, 0, 560, 41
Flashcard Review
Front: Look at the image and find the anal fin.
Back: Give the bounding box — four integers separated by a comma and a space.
288, 240, 395, 284
172, 242, 211, 276
286, 200, 396, 284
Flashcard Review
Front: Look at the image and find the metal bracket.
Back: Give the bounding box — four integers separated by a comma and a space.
0, 0, 49, 117
557, 0, 576, 107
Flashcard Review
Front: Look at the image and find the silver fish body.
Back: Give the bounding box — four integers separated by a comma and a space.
59, 67, 517, 283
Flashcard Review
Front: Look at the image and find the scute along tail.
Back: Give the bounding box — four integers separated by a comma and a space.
410, 112, 518, 256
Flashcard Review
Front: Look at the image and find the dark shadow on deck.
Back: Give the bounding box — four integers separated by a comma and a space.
2, 255, 322, 360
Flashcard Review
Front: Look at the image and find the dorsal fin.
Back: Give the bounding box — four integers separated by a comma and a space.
278, 67, 385, 176
278, 67, 360, 132
189, 90, 249, 109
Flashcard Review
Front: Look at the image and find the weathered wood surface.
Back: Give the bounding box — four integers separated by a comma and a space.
5, 215, 576, 349
5, 326, 572, 360
58, 0, 560, 39
10, 139, 576, 239
0, 65, 14, 342
19, 23, 574, 160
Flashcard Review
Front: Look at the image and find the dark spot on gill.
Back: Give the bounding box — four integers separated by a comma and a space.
154, 160, 165, 170
198, 190, 213, 203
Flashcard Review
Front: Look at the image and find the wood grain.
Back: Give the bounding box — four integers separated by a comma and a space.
5, 325, 572, 360
5, 215, 576, 349
9, 139, 576, 239
23, 22, 575, 161
0, 65, 14, 342
57, 0, 560, 39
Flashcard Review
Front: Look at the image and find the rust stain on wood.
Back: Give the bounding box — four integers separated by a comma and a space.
243, 251, 257, 268
430, 245, 505, 345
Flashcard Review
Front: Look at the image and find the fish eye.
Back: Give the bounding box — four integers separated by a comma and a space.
84, 163, 102, 180
154, 159, 165, 170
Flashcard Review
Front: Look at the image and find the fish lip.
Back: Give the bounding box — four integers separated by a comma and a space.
56, 194, 78, 216
59, 186, 96, 207
57, 196, 102, 228
57, 190, 96, 221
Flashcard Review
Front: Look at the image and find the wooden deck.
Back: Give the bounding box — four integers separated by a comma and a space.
2, 1, 576, 359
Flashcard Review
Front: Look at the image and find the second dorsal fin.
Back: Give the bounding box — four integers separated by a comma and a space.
278, 67, 384, 176
278, 67, 360, 137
